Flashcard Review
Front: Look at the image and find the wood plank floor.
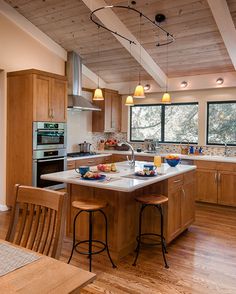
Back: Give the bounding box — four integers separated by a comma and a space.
1, 203, 236, 294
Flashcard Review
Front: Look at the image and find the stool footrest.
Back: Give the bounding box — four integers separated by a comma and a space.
75, 240, 106, 255
137, 233, 165, 246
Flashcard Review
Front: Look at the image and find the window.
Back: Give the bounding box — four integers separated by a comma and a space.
130, 103, 198, 143
207, 101, 236, 146
130, 105, 162, 141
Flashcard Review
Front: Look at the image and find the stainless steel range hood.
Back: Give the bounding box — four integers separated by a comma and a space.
66, 51, 101, 111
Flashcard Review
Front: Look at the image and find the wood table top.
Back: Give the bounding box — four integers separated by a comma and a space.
0, 240, 96, 293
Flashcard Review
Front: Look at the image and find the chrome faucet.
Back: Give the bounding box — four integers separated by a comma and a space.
118, 141, 135, 167
224, 142, 228, 157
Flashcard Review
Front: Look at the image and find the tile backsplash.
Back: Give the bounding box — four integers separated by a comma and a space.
92, 132, 236, 157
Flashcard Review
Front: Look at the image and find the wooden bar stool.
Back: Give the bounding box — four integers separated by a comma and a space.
133, 194, 169, 268
68, 200, 116, 272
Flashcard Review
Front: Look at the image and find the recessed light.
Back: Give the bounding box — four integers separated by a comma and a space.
180, 81, 188, 88
216, 78, 224, 85
143, 84, 151, 91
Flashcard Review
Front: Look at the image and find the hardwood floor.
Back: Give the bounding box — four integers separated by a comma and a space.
1, 203, 236, 293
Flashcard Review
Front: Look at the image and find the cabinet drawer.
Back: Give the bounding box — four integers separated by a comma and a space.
112, 154, 127, 162
67, 161, 75, 170
216, 162, 236, 172
74, 156, 112, 167
168, 174, 184, 191
136, 155, 153, 162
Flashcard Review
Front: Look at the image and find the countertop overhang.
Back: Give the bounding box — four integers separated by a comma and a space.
42, 161, 196, 192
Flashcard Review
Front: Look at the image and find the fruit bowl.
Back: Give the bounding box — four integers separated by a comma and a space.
165, 154, 180, 167
166, 158, 180, 167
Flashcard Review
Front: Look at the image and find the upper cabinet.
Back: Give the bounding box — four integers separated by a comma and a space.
8, 69, 67, 123
92, 88, 121, 132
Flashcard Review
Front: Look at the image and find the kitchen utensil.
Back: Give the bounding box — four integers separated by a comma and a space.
78, 141, 91, 153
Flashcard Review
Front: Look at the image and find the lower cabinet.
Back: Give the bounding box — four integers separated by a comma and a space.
195, 161, 236, 207
67, 156, 112, 170
167, 171, 195, 243
195, 169, 218, 203
218, 171, 236, 206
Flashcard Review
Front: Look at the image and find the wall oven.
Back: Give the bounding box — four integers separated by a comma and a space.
32, 149, 66, 190
33, 122, 67, 150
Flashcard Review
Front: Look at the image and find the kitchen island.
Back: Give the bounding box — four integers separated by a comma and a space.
42, 161, 196, 261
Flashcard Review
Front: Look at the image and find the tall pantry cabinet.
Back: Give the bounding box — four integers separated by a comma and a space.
6, 69, 67, 206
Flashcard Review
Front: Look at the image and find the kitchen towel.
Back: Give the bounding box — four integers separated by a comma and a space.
0, 243, 40, 277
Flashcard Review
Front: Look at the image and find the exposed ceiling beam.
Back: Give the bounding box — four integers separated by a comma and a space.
82, 64, 108, 88
207, 0, 236, 70
81, 0, 167, 88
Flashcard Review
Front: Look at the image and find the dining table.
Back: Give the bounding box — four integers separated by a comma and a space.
0, 239, 96, 293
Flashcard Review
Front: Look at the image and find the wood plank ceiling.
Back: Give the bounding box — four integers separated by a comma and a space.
4, 0, 235, 84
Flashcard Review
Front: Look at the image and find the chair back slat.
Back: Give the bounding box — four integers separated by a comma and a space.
15, 203, 28, 245
21, 204, 35, 248
39, 208, 52, 254
6, 184, 67, 259
44, 209, 57, 256
27, 205, 41, 250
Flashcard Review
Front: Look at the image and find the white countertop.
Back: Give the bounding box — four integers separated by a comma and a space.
42, 161, 196, 192
67, 153, 111, 162
96, 150, 236, 163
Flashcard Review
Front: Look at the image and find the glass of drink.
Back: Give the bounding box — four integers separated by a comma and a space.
154, 155, 162, 168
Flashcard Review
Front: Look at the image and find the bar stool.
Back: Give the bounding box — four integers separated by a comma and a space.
68, 200, 116, 272
133, 194, 169, 268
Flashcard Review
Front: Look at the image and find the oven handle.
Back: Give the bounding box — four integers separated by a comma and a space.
35, 130, 65, 133
37, 157, 65, 163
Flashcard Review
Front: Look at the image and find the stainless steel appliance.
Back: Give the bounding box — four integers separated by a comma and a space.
33, 122, 67, 150
78, 141, 92, 153
33, 149, 66, 189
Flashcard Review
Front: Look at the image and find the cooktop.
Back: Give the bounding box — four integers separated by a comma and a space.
67, 152, 97, 158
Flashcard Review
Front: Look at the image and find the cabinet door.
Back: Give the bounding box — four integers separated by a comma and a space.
218, 171, 236, 206
111, 93, 121, 132
34, 75, 51, 121
104, 91, 112, 132
181, 181, 195, 228
51, 78, 67, 122
167, 188, 182, 242
196, 169, 218, 203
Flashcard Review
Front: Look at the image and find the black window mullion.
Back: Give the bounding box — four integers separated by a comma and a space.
161, 105, 165, 143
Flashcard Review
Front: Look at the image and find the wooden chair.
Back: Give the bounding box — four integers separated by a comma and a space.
6, 184, 67, 259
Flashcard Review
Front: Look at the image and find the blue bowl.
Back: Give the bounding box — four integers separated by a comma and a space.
166, 158, 180, 167
77, 166, 90, 176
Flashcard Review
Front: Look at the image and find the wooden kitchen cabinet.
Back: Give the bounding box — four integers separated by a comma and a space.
166, 171, 195, 243
34, 73, 67, 122
195, 169, 218, 203
67, 156, 112, 170
92, 88, 121, 132
194, 160, 236, 207
218, 171, 236, 207
6, 69, 67, 206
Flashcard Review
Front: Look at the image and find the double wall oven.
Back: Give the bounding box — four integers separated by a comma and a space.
32, 122, 67, 189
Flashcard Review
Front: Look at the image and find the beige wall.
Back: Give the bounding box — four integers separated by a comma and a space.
0, 13, 65, 209
123, 87, 236, 145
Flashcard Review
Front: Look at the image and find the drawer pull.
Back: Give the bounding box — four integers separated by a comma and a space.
87, 160, 95, 163
173, 179, 181, 183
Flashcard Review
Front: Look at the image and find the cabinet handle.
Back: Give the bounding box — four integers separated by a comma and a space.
174, 179, 181, 183
182, 187, 186, 198
48, 108, 51, 118
215, 172, 218, 183
51, 108, 54, 119
87, 160, 95, 163
218, 173, 221, 183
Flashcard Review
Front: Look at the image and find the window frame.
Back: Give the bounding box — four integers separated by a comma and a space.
206, 101, 236, 146
129, 102, 199, 144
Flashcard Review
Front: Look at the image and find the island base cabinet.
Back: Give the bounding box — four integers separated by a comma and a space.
166, 171, 196, 243
66, 171, 196, 261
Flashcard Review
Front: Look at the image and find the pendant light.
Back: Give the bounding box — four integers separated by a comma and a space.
133, 13, 145, 99
125, 41, 134, 106
93, 26, 104, 101
162, 33, 171, 104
